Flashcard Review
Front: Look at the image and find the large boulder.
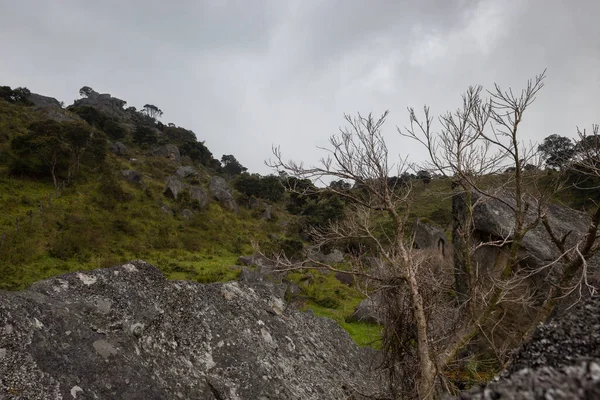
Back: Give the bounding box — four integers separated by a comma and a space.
465, 190, 591, 271
163, 175, 185, 199
210, 176, 239, 213
26, 92, 62, 109
188, 186, 208, 209
346, 296, 382, 325
176, 166, 197, 178
69, 90, 128, 119
152, 144, 181, 164
455, 294, 600, 399
414, 220, 447, 253
0, 261, 387, 399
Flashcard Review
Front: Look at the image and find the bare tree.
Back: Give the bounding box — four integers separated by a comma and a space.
268, 111, 440, 399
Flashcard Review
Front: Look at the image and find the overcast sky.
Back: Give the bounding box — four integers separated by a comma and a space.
1, 0, 598, 175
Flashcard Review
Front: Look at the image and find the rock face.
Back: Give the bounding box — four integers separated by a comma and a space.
27, 92, 62, 109
70, 90, 128, 119
188, 186, 208, 208
210, 176, 239, 213
152, 144, 181, 164
163, 175, 186, 199
0, 261, 386, 400
466, 190, 591, 271
176, 166, 197, 178
414, 220, 447, 253
346, 296, 382, 325
456, 295, 600, 399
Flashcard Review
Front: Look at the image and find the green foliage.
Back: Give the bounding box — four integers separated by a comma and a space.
142, 104, 163, 120
0, 86, 32, 105
78, 86, 95, 98
538, 134, 575, 169
261, 235, 304, 259
70, 105, 126, 140
132, 123, 158, 147
10, 119, 106, 185
233, 173, 285, 202
221, 154, 247, 176
162, 125, 196, 145
180, 140, 220, 170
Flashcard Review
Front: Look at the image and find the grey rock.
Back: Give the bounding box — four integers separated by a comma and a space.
308, 248, 345, 264
163, 176, 185, 199
121, 169, 142, 184
188, 186, 208, 209
455, 295, 600, 399
109, 141, 128, 156
263, 204, 273, 221
467, 190, 591, 271
69, 90, 127, 119
152, 144, 181, 164
27, 92, 62, 109
176, 166, 197, 178
181, 209, 194, 220
346, 294, 383, 325
160, 205, 173, 216
414, 220, 447, 252
210, 176, 239, 213
0, 261, 387, 400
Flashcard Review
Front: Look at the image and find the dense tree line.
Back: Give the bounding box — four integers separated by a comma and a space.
10, 119, 107, 187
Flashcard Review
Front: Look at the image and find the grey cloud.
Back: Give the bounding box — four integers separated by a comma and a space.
0, 0, 598, 175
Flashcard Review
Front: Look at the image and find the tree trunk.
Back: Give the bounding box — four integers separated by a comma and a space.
452, 189, 472, 304
406, 263, 437, 399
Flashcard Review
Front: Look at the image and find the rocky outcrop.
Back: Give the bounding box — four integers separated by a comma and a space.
26, 92, 62, 109
455, 295, 600, 399
414, 220, 447, 253
188, 186, 208, 208
163, 175, 186, 199
70, 90, 128, 120
176, 166, 197, 178
152, 144, 181, 164
466, 190, 591, 271
0, 261, 387, 399
26, 92, 79, 122
210, 176, 239, 213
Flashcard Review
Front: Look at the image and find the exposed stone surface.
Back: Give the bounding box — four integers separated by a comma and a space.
455, 295, 600, 399
307, 248, 345, 264
414, 220, 447, 252
121, 169, 142, 184
152, 144, 181, 164
0, 261, 387, 400
346, 295, 382, 325
176, 166, 197, 178
188, 186, 208, 209
163, 175, 185, 199
109, 141, 128, 156
210, 176, 239, 213
27, 92, 62, 109
466, 190, 591, 271
69, 90, 128, 119
263, 204, 273, 221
